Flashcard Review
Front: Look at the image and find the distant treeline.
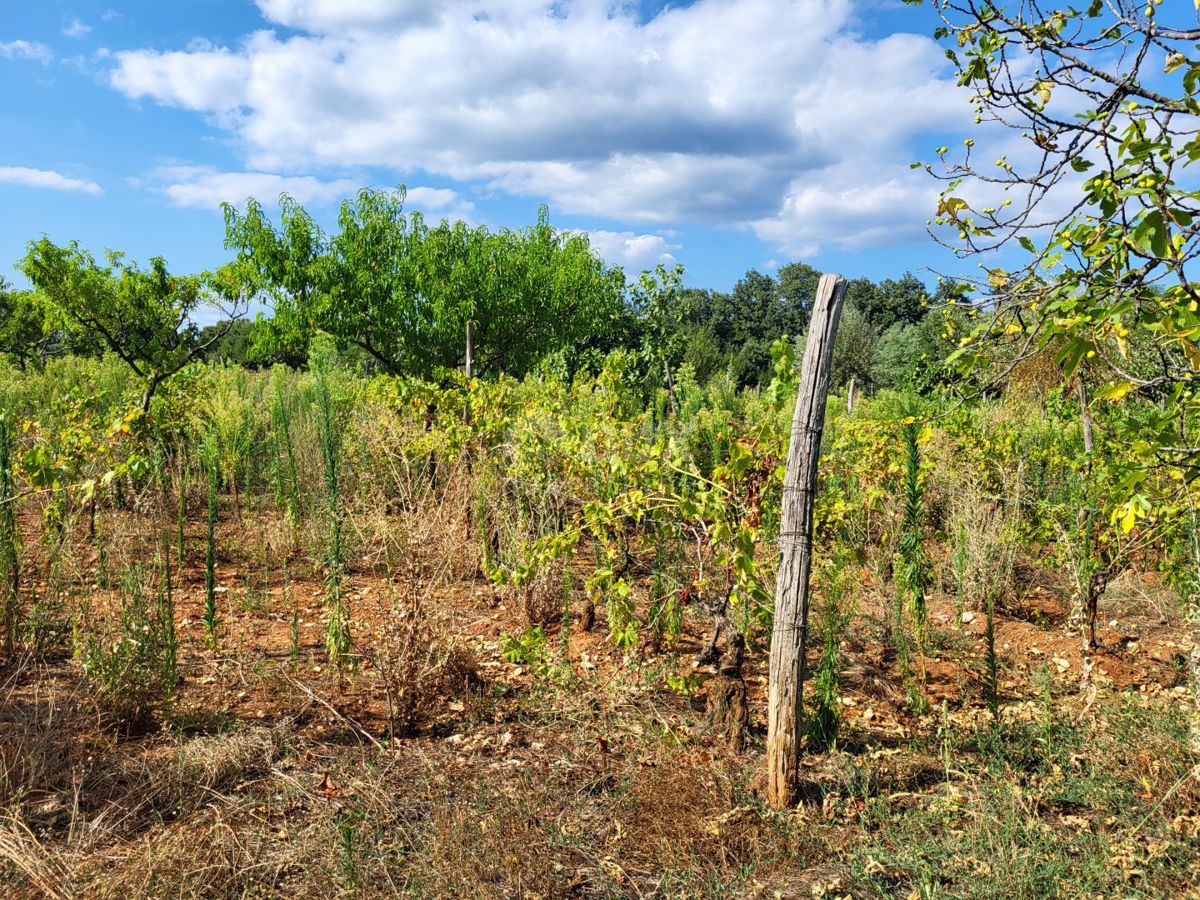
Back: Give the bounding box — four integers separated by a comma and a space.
189, 261, 960, 395
1, 188, 963, 399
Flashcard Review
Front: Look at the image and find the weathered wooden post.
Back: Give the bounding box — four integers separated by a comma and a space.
465, 319, 474, 381
767, 273, 846, 809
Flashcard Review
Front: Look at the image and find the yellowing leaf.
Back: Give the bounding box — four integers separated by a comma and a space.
937, 196, 969, 222
1094, 381, 1134, 403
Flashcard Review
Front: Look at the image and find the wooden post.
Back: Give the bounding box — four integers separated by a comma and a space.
465, 320, 474, 381
464, 320, 474, 426
767, 273, 846, 809
846, 375, 855, 415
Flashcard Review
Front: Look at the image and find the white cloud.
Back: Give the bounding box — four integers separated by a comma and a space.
752, 161, 939, 257
146, 166, 476, 219
0, 40, 53, 64
147, 166, 358, 209
112, 42, 250, 114
63, 18, 93, 39
255, 0, 443, 32
584, 230, 681, 270
108, 0, 970, 253
0, 166, 102, 195
402, 186, 475, 220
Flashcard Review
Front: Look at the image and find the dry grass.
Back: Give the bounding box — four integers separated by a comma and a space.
366, 580, 479, 739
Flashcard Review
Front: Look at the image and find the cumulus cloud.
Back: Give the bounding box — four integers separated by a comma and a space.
584, 230, 681, 270
0, 166, 102, 195
402, 186, 475, 220
63, 18, 93, 39
147, 166, 358, 208
255, 0, 443, 32
146, 166, 476, 219
109, 0, 969, 253
0, 40, 53, 64
112, 42, 250, 114
751, 161, 940, 258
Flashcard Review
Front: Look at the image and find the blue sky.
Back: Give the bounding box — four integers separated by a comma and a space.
1, 0, 973, 301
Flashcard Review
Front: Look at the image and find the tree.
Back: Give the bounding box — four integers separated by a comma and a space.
707, 270, 785, 386
920, 0, 1200, 662
196, 319, 259, 368
777, 262, 822, 335
19, 240, 243, 410
922, 0, 1200, 499
0, 280, 54, 370
222, 188, 626, 381
872, 273, 930, 330
828, 302, 879, 391
875, 311, 954, 392
629, 263, 688, 399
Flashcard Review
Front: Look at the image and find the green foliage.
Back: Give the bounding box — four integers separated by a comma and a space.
200, 432, 220, 646
926, 0, 1200, 531
19, 239, 238, 409
157, 539, 178, 701
895, 421, 931, 644
874, 311, 954, 392
829, 301, 878, 391
0, 279, 59, 370
18, 394, 150, 541
0, 415, 18, 655
222, 189, 626, 380
500, 625, 568, 684
76, 565, 176, 727
807, 556, 854, 751
313, 341, 351, 664
269, 367, 300, 525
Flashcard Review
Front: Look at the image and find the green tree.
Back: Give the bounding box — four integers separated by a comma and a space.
921, 0, 1200, 519
828, 302, 879, 391
629, 263, 687, 398
222, 188, 626, 380
0, 279, 54, 370
875, 311, 955, 392
19, 240, 244, 410
197, 319, 256, 367
867, 273, 929, 331
776, 262, 822, 335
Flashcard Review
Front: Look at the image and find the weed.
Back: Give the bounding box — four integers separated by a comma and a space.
314, 348, 350, 665
76, 565, 174, 728
807, 559, 854, 751
201, 432, 220, 647
983, 588, 999, 718
0, 415, 18, 656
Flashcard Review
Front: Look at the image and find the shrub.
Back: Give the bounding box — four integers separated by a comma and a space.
374, 583, 478, 738
76, 566, 174, 728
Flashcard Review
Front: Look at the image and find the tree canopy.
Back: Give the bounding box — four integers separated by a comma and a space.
223, 188, 627, 381
19, 240, 242, 409
920, 0, 1200, 523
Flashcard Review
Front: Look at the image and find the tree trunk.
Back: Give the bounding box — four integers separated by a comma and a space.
1076, 374, 1101, 653
767, 273, 846, 809
707, 631, 748, 751
846, 376, 855, 415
